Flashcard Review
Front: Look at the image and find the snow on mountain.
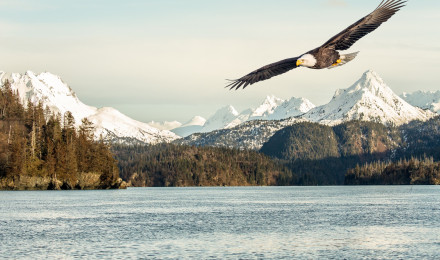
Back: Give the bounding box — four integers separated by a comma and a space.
303, 70, 434, 126
88, 107, 177, 144
200, 105, 241, 133
248, 95, 285, 120
181, 116, 206, 128
176, 117, 305, 150
268, 97, 316, 120
175, 96, 315, 137
0, 71, 97, 123
0, 71, 179, 144
400, 90, 440, 114
176, 71, 436, 150
148, 120, 182, 131
171, 116, 206, 137
247, 95, 315, 121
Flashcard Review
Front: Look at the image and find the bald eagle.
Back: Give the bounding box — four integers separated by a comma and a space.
227, 0, 407, 90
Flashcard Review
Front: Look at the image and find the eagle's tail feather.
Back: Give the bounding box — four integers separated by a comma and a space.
328, 51, 360, 69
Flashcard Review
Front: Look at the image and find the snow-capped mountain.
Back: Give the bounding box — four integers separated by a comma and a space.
175, 117, 305, 150
171, 116, 206, 137
267, 96, 316, 120
248, 95, 315, 121
248, 95, 285, 120
200, 105, 241, 133
400, 90, 440, 114
0, 71, 179, 144
176, 70, 436, 150
182, 116, 207, 127
173, 95, 315, 137
0, 71, 97, 122
303, 70, 434, 126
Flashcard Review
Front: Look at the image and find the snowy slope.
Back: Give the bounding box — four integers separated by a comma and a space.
182, 116, 206, 128
400, 91, 440, 114
176, 117, 305, 150
0, 71, 179, 144
247, 95, 315, 121
248, 95, 285, 120
200, 105, 241, 133
171, 116, 206, 137
268, 97, 315, 120
88, 107, 177, 144
176, 96, 315, 137
303, 70, 434, 126
0, 71, 97, 122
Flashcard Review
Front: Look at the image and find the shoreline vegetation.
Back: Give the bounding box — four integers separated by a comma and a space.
0, 80, 125, 190
1, 80, 439, 190
345, 157, 440, 185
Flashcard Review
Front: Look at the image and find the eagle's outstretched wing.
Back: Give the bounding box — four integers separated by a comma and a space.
226, 57, 299, 90
322, 0, 407, 51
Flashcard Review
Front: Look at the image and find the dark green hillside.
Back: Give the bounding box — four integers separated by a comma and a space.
261, 119, 440, 185
333, 121, 400, 158
396, 117, 440, 160
346, 156, 440, 185
113, 144, 294, 187
260, 122, 339, 161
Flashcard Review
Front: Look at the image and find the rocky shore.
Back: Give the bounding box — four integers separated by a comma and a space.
0, 174, 127, 191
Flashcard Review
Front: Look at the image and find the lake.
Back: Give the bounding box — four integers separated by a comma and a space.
1, 186, 439, 259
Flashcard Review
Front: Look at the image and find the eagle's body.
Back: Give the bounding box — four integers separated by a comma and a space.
227, 0, 407, 90
307, 48, 340, 69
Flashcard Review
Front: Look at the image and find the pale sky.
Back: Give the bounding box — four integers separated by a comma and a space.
1, 0, 439, 123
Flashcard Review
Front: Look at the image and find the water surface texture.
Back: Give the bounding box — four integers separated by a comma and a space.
1, 186, 439, 259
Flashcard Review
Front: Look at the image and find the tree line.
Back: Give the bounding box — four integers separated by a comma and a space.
0, 80, 120, 190
260, 120, 440, 185
112, 143, 294, 187
345, 156, 440, 185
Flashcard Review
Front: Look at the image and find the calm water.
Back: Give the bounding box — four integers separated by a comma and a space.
1, 186, 439, 259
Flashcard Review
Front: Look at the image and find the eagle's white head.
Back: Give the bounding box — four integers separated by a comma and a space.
297, 54, 317, 67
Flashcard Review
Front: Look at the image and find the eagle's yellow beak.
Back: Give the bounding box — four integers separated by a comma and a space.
296, 59, 303, 66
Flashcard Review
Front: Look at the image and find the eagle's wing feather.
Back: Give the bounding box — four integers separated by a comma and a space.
226, 57, 299, 90
322, 0, 406, 51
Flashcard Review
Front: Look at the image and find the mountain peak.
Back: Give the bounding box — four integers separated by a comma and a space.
250, 95, 285, 119
218, 105, 239, 116
2, 71, 179, 144
183, 116, 206, 127
264, 95, 283, 105
305, 70, 434, 126
351, 70, 389, 94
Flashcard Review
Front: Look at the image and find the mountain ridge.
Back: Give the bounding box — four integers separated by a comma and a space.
1, 69, 436, 146
176, 70, 435, 150
0, 71, 179, 144
303, 70, 434, 126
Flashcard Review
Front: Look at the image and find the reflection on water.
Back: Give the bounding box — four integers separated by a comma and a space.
1, 186, 439, 259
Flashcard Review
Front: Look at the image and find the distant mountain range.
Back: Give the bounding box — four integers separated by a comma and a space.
1, 70, 438, 146
400, 90, 440, 114
177, 70, 436, 150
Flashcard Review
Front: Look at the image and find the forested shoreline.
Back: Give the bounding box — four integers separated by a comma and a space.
260, 120, 440, 185
2, 79, 440, 189
345, 157, 440, 185
113, 144, 295, 187
0, 80, 122, 190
